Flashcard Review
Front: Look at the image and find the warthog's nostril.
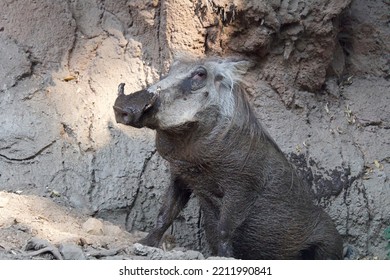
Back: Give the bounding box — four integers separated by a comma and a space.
113, 105, 133, 124
122, 112, 131, 122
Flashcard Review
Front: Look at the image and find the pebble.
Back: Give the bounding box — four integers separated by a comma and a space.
59, 243, 86, 260
103, 224, 122, 236
133, 243, 149, 256
82, 218, 104, 235
132, 243, 205, 260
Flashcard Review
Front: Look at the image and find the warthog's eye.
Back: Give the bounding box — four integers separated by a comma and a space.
190, 67, 207, 91
192, 68, 207, 81
180, 67, 208, 93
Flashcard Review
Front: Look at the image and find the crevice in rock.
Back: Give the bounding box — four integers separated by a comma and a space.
197, 207, 203, 250
86, 79, 97, 150
64, 1, 78, 72
359, 182, 373, 254
0, 140, 56, 162
5, 48, 35, 91
156, 0, 164, 72
125, 149, 157, 231
125, 187, 140, 231
343, 185, 352, 238
139, 149, 157, 180
87, 153, 97, 210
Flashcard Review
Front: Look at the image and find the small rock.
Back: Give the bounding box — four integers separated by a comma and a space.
103, 224, 122, 236
85, 247, 122, 258
24, 238, 63, 260
25, 237, 52, 251
82, 218, 104, 235
59, 244, 86, 260
132, 243, 149, 256
176, 249, 205, 260
131, 243, 205, 260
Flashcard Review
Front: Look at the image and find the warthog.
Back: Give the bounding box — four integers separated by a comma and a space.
113, 57, 343, 259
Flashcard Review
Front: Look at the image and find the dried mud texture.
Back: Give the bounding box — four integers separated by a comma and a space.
197, 0, 352, 103
0, 0, 389, 259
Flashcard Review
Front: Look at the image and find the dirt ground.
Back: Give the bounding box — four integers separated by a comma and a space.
0, 191, 208, 260
0, 191, 138, 259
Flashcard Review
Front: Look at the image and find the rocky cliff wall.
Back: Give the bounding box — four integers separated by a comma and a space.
0, 0, 389, 258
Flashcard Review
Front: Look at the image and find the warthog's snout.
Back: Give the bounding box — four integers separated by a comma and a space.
113, 83, 157, 128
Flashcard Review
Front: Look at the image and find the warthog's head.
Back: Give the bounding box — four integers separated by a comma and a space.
113, 57, 252, 131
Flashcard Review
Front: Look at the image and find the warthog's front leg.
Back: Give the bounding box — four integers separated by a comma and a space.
139, 177, 191, 248
217, 188, 257, 257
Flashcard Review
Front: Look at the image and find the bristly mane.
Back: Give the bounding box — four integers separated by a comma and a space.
221, 67, 284, 156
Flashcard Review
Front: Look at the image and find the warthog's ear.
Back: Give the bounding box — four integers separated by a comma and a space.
229, 60, 254, 76
214, 59, 254, 92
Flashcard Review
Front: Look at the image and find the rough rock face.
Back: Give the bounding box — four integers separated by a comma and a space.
197, 0, 352, 103
0, 0, 389, 259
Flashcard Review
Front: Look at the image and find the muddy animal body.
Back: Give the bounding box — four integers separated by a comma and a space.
113, 57, 343, 259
